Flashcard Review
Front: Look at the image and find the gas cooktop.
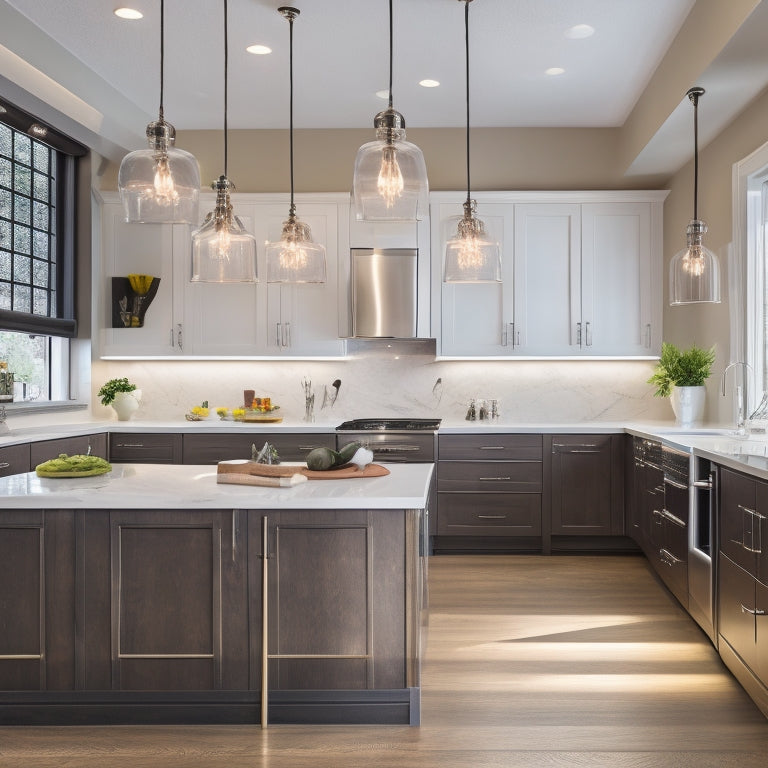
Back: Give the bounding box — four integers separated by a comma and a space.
336, 418, 441, 431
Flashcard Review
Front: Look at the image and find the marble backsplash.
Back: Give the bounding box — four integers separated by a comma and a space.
89, 350, 673, 426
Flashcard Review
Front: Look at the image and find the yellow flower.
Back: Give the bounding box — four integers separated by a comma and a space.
216, 407, 229, 417
190, 406, 209, 417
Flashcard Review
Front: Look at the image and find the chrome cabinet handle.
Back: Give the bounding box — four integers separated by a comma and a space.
297, 444, 326, 451
661, 508, 686, 527
664, 476, 688, 491
117, 442, 145, 448
576, 322, 582, 347
479, 476, 512, 481
693, 478, 713, 489
176, 323, 183, 351
659, 548, 683, 566
0, 461, 9, 469
585, 321, 592, 346
645, 323, 652, 348
479, 446, 506, 451
741, 604, 767, 616
477, 515, 507, 520
375, 445, 420, 452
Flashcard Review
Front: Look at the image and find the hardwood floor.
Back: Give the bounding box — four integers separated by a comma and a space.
3, 554, 768, 767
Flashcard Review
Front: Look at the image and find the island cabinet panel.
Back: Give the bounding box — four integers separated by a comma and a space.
81, 510, 250, 692
29, 433, 108, 465
0, 442, 30, 477
109, 433, 183, 464
550, 434, 622, 536
0, 510, 76, 692
182, 432, 335, 465
254, 509, 407, 693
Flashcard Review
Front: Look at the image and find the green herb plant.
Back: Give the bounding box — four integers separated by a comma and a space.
98, 377, 137, 406
647, 342, 716, 398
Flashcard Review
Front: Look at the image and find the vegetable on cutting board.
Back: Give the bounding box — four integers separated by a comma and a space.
305, 442, 372, 471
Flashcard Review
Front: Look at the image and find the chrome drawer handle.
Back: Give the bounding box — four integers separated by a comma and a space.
479, 446, 506, 450
659, 548, 683, 566
0, 461, 10, 469
117, 443, 145, 448
375, 445, 421, 452
741, 604, 766, 616
479, 476, 512, 481
477, 515, 507, 520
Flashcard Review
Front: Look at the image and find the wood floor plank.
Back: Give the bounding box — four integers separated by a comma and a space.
2, 554, 768, 766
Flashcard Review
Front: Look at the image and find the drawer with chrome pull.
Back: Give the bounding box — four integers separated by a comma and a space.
437, 460, 542, 493
109, 433, 182, 464
438, 433, 542, 461
437, 493, 541, 536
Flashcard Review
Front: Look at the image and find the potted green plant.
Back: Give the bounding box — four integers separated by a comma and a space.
647, 342, 715, 426
98, 377, 141, 421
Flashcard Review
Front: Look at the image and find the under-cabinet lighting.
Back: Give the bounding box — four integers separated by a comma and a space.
246, 44, 272, 55
114, 8, 143, 20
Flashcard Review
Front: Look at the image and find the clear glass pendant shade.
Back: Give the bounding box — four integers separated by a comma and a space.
444, 200, 501, 283
669, 219, 721, 304
266, 211, 326, 283
190, 177, 257, 283
353, 110, 429, 221
118, 120, 200, 224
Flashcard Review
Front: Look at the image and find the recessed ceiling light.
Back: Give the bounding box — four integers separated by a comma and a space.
565, 23, 594, 39
246, 44, 272, 55
376, 89, 389, 99
114, 7, 143, 20
419, 79, 440, 88
545, 67, 565, 76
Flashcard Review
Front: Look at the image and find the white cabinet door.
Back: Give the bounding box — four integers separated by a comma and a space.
98, 201, 181, 357
432, 200, 513, 357
262, 202, 346, 356
581, 202, 654, 356
512, 204, 581, 355
182, 201, 266, 356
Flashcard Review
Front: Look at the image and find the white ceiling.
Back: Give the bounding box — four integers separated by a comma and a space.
2, 0, 695, 132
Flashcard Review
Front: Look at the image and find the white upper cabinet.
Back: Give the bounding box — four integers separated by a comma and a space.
95, 193, 348, 358
432, 191, 666, 358
430, 199, 514, 356
97, 198, 183, 357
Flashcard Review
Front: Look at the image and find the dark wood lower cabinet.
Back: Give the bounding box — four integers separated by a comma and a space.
0, 506, 419, 726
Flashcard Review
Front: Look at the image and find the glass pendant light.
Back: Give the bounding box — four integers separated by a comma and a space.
190, 0, 257, 283
118, 0, 200, 224
266, 7, 326, 284
669, 87, 721, 305
351, 0, 429, 221
444, 0, 501, 283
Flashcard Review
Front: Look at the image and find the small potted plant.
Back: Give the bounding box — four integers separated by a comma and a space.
98, 377, 141, 421
647, 342, 715, 426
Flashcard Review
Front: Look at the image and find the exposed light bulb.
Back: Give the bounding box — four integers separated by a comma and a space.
214, 226, 232, 259
377, 145, 404, 209
682, 244, 706, 277
150, 153, 179, 205
279, 241, 309, 271
456, 233, 485, 271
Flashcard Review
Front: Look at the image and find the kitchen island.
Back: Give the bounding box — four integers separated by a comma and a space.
0, 463, 433, 726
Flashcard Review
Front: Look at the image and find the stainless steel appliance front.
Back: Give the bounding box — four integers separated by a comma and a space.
351, 248, 418, 338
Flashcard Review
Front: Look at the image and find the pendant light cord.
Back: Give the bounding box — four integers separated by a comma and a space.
223, 0, 229, 178
289, 10, 295, 211
159, 0, 165, 121
692, 92, 699, 221
388, 0, 394, 110
464, 0, 471, 205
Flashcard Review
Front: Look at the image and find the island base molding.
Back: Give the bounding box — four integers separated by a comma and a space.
0, 688, 419, 726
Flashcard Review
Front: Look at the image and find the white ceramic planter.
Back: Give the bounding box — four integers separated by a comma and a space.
111, 389, 142, 421
670, 385, 705, 427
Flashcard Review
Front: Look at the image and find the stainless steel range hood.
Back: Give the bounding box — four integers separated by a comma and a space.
351, 248, 418, 338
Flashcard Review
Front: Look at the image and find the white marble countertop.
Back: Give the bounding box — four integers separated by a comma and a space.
0, 462, 435, 510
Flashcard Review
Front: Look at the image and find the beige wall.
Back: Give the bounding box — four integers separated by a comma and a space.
98, 126, 669, 194
664, 84, 768, 422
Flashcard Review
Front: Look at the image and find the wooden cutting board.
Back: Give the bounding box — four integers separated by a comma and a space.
217, 460, 390, 480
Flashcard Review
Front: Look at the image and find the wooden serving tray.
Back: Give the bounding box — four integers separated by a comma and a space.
217, 460, 390, 480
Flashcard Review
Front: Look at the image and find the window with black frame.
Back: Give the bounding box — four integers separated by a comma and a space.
0, 101, 84, 403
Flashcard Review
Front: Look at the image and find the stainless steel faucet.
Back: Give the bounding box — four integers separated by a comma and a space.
721, 361, 752, 431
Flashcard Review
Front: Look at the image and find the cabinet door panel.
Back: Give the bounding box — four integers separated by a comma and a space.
720, 468, 759, 575
0, 443, 30, 477
434, 202, 513, 356
438, 433, 542, 461
581, 202, 653, 355
719, 553, 759, 672
109, 433, 183, 464
550, 435, 612, 534
99, 202, 178, 356
513, 203, 581, 354
30, 434, 108, 465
